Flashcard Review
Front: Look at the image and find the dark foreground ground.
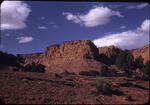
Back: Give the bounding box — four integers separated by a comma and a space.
0, 68, 149, 104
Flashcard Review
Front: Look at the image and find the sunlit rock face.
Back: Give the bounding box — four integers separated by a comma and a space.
19, 40, 104, 73
130, 44, 150, 64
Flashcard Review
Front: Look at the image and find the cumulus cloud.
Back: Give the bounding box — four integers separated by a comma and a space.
16, 36, 33, 43
38, 26, 48, 30
140, 19, 149, 32
1, 1, 31, 30
63, 6, 123, 27
93, 19, 150, 49
127, 3, 148, 9
120, 25, 126, 29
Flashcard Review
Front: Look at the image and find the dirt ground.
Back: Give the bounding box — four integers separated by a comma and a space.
0, 69, 149, 104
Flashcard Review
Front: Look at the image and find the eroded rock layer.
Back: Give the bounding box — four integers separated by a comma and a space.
19, 40, 104, 73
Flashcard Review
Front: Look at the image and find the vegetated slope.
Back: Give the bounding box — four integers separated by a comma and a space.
19, 40, 104, 73
98, 45, 121, 65
130, 44, 150, 63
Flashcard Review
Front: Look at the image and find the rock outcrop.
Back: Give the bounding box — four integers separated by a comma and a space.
98, 45, 121, 65
130, 44, 150, 63
98, 44, 149, 65
19, 40, 104, 73
19, 40, 149, 73
20, 52, 43, 64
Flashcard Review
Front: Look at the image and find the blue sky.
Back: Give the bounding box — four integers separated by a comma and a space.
1, 1, 149, 55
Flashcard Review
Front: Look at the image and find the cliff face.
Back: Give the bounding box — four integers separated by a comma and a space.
19, 40, 149, 73
19, 40, 104, 73
130, 44, 150, 63
98, 44, 150, 64
98, 45, 121, 65
20, 52, 43, 64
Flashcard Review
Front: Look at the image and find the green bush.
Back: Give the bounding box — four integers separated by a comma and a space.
141, 60, 150, 74
22, 62, 45, 73
100, 66, 109, 76
135, 56, 144, 69
139, 60, 150, 81
116, 50, 134, 75
79, 70, 99, 76
94, 77, 112, 94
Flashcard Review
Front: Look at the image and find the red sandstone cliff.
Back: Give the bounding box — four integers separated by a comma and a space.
130, 44, 150, 63
98, 45, 149, 64
98, 45, 120, 58
19, 40, 149, 73
19, 40, 104, 73
98, 45, 121, 65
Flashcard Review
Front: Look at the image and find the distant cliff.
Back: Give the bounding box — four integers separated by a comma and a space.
130, 44, 150, 63
98, 45, 121, 65
19, 40, 149, 73
19, 40, 104, 73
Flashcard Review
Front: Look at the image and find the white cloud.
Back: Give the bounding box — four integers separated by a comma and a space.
140, 19, 149, 32
63, 6, 123, 27
120, 25, 126, 29
38, 26, 48, 30
1, 1, 31, 30
93, 19, 150, 49
16, 36, 33, 43
127, 3, 148, 9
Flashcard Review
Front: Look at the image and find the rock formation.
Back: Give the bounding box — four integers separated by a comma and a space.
130, 44, 150, 63
19, 40, 104, 73
19, 40, 149, 73
98, 45, 121, 65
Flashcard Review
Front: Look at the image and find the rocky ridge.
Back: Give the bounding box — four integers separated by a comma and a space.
20, 40, 104, 73
19, 40, 149, 73
130, 44, 150, 63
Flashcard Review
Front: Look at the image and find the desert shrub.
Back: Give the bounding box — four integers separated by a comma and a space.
141, 60, 150, 74
109, 69, 118, 76
135, 56, 144, 69
22, 62, 45, 73
36, 63, 45, 72
0, 51, 20, 66
17, 54, 25, 64
138, 60, 150, 81
94, 77, 112, 94
140, 73, 149, 81
62, 70, 76, 75
99, 54, 109, 64
125, 94, 134, 101
100, 66, 109, 76
116, 50, 134, 76
89, 70, 100, 76
79, 70, 99, 76
79, 71, 89, 76
100, 66, 117, 76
